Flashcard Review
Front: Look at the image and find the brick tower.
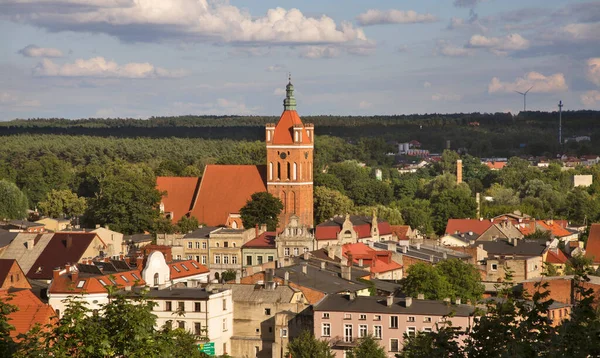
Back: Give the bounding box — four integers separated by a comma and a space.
266, 77, 314, 229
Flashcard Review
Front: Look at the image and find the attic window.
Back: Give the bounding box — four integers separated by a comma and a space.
98, 279, 107, 286
109, 277, 117, 285
181, 264, 189, 271
120, 275, 129, 283
191, 262, 199, 269
173, 265, 181, 273
35, 266, 43, 273
131, 273, 140, 280
76, 280, 85, 288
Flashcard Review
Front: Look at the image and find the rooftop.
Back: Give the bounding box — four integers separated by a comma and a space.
274, 263, 368, 294
140, 287, 227, 300
242, 231, 276, 249
473, 239, 548, 257
183, 226, 220, 239
208, 283, 298, 303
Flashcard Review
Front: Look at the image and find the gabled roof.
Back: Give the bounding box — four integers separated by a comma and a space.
546, 248, 569, 264
169, 260, 209, 280
474, 239, 547, 257
242, 231, 276, 249
272, 110, 312, 145
27, 233, 101, 280
156, 176, 201, 223
0, 233, 54, 275
189, 165, 267, 226
585, 223, 600, 264
49, 268, 145, 294
0, 259, 30, 289
536, 220, 572, 238
390, 225, 410, 240
315, 215, 392, 241
485, 161, 507, 170
0, 289, 55, 339
445, 219, 493, 235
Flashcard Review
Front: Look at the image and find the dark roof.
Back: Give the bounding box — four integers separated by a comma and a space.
448, 232, 480, 243
183, 226, 220, 239
124, 234, 154, 243
0, 259, 16, 283
0, 232, 18, 248
369, 278, 402, 294
139, 287, 226, 300
27, 233, 99, 280
274, 264, 368, 294
7, 220, 44, 228
473, 239, 547, 257
314, 294, 474, 317
375, 242, 470, 263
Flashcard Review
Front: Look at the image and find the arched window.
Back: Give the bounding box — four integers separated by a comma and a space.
299, 162, 302, 180
280, 191, 287, 213
154, 273, 159, 287
269, 162, 273, 180
344, 230, 352, 238
289, 191, 296, 214
231, 221, 238, 229
277, 162, 281, 180
293, 162, 297, 180
287, 162, 291, 180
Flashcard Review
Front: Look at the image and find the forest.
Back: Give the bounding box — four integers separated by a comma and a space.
0, 110, 599, 235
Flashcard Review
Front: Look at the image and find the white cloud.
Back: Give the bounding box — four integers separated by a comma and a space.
436, 40, 472, 57
467, 33, 530, 54
423, 81, 432, 88
1, 0, 368, 45
581, 90, 600, 107
299, 46, 340, 59
587, 58, 600, 86
356, 9, 437, 26
266, 65, 285, 72
273, 88, 286, 96
561, 22, 600, 41
18, 44, 63, 58
33, 57, 185, 78
359, 101, 372, 109
0, 91, 41, 108
488, 72, 568, 93
454, 0, 484, 8
431, 93, 462, 101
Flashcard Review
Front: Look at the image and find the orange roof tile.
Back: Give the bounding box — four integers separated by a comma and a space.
390, 225, 410, 240
0, 289, 55, 339
169, 260, 209, 279
537, 221, 572, 238
190, 165, 267, 226
49, 269, 145, 294
585, 224, 600, 264
243, 231, 276, 248
485, 161, 507, 170
342, 243, 376, 259
546, 249, 569, 264
272, 110, 312, 145
156, 177, 200, 223
445, 219, 493, 235
370, 257, 403, 274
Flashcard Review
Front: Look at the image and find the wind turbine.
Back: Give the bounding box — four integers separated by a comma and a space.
514, 86, 533, 112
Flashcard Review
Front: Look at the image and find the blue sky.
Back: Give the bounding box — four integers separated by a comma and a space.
0, 0, 599, 120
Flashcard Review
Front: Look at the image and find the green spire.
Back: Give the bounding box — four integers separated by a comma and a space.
283, 73, 296, 111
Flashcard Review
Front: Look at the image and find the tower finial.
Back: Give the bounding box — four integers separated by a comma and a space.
283, 75, 296, 111
288, 72, 291, 84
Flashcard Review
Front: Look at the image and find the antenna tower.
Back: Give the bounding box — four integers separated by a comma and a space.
558, 100, 563, 145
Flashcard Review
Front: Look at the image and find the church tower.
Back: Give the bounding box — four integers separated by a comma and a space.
266, 77, 314, 229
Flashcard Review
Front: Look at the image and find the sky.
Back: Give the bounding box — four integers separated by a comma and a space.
0, 0, 599, 120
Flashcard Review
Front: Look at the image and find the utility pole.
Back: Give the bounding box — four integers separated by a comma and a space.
558, 100, 563, 145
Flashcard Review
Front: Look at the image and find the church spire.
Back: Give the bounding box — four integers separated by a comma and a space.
283, 73, 297, 111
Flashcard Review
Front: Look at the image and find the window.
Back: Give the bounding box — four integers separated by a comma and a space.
194, 323, 202, 335
390, 316, 399, 328
359, 324, 367, 338
178, 302, 185, 312
194, 302, 201, 312
374, 325, 382, 339
187, 255, 192, 260
55, 309, 60, 318
224, 241, 229, 248
390, 338, 399, 352
359, 314, 367, 320
173, 265, 181, 272
246, 256, 253, 266
181, 264, 189, 271
284, 248, 290, 257
374, 315, 381, 321
491, 263, 498, 271
178, 321, 185, 329
344, 324, 353, 343
303, 247, 309, 254
202, 255, 207, 265
188, 242, 193, 249
407, 327, 416, 337
191, 261, 199, 268
195, 242, 200, 249
344, 313, 352, 320
230, 255, 237, 264
293, 248, 299, 256
223, 299, 227, 311
233, 243, 236, 247
257, 256, 263, 265
423, 327, 433, 333
322, 323, 331, 337
98, 279, 107, 286
202, 242, 207, 249
215, 255, 221, 264
322, 312, 330, 319
165, 301, 172, 311
281, 328, 288, 337
120, 275, 129, 283
131, 273, 140, 280
424, 317, 432, 323
407, 316, 415, 323
164, 320, 172, 329
223, 255, 229, 264
108, 277, 117, 285
76, 280, 85, 288
216, 243, 220, 248
265, 308, 271, 315
268, 256, 274, 262
222, 318, 228, 331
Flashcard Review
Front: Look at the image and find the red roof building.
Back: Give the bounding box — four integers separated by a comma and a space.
341, 243, 402, 279
445, 219, 494, 235
242, 231, 277, 249
0, 259, 31, 290
0, 289, 55, 340
315, 215, 392, 242
169, 260, 210, 280
545, 248, 569, 265
156, 177, 201, 223
585, 224, 600, 264
390, 225, 411, 241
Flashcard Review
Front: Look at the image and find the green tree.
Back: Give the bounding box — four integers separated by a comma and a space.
398, 322, 463, 358
354, 205, 404, 225
38, 189, 87, 218
287, 330, 335, 358
240, 192, 283, 231
314, 186, 354, 224
430, 184, 476, 235
221, 270, 236, 282
15, 154, 73, 206
487, 183, 520, 206
436, 259, 484, 303
177, 215, 200, 234
402, 263, 452, 300
346, 335, 387, 358
0, 180, 28, 220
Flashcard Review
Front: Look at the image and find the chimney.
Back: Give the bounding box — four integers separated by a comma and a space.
348, 292, 356, 301
358, 258, 364, 267
401, 246, 407, 254
136, 256, 144, 269
66, 235, 73, 249
417, 293, 425, 300
443, 252, 447, 259
341, 265, 352, 281
347, 253, 353, 267
405, 297, 413, 307
320, 261, 326, 270
235, 275, 241, 284
255, 224, 259, 239
26, 239, 35, 250
71, 269, 79, 283
456, 159, 463, 184
52, 268, 61, 281
455, 298, 461, 305
387, 295, 394, 307
302, 264, 307, 275
65, 263, 71, 272
303, 251, 310, 261
512, 238, 518, 247
284, 271, 289, 285
260, 224, 267, 232
327, 248, 335, 260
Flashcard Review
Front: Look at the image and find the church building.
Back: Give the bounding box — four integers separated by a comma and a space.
157, 79, 314, 230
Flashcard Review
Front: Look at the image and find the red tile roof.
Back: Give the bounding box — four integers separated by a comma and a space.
156, 177, 200, 223
445, 219, 493, 235
243, 231, 276, 248
485, 161, 507, 170
315, 215, 392, 241
27, 233, 102, 280
0, 289, 55, 339
536, 221, 572, 238
49, 268, 146, 294
272, 110, 312, 145
189, 165, 267, 226
585, 224, 600, 264
390, 225, 410, 240
341, 244, 402, 274
546, 248, 569, 265
169, 260, 209, 279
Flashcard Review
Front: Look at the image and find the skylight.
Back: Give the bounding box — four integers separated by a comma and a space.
76, 280, 85, 288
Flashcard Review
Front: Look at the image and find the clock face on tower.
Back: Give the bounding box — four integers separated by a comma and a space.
280, 152, 287, 159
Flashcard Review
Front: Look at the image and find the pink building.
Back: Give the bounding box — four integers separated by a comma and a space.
313, 294, 474, 357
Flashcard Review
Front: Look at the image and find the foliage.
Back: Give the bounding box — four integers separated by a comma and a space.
402, 263, 452, 300
240, 192, 283, 231
177, 216, 200, 234
346, 335, 387, 358
287, 330, 335, 358
38, 189, 86, 218
313, 186, 354, 224
0, 180, 28, 220
397, 322, 463, 358
525, 229, 552, 241
221, 270, 236, 282
354, 205, 404, 225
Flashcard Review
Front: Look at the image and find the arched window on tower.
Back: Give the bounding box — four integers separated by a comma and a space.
277, 162, 281, 180
293, 162, 297, 180
269, 162, 273, 180
154, 273, 159, 287
287, 162, 291, 180
299, 162, 302, 180
280, 191, 287, 213
289, 191, 296, 214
